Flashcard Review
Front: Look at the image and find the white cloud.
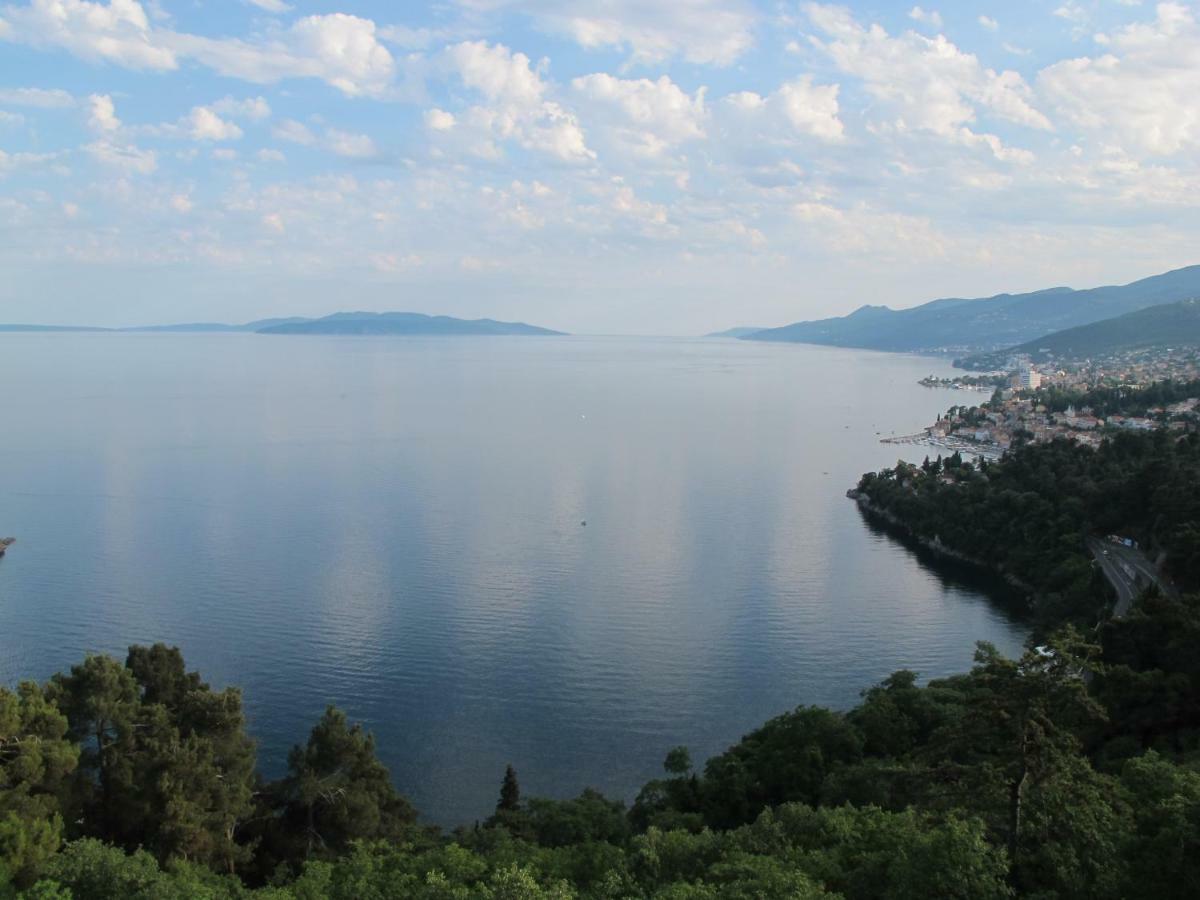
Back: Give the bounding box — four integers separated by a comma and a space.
211, 96, 271, 120
439, 41, 593, 161
273, 119, 316, 145
454, 0, 756, 66
0, 147, 61, 175
262, 211, 285, 232
804, 3, 1051, 155
773, 76, 844, 141
908, 7, 943, 29
1053, 3, 1087, 24
425, 108, 457, 131
0, 86, 74, 107
571, 73, 706, 158
1039, 2, 1200, 155
170, 193, 192, 213
325, 128, 378, 158
86, 93, 120, 132
245, 0, 290, 12
979, 16, 999, 31
0, 109, 25, 126
256, 148, 286, 162
186, 106, 243, 141
2, 5, 398, 97
168, 13, 396, 96
271, 119, 377, 157
445, 39, 545, 106
1, 0, 177, 70
85, 140, 157, 173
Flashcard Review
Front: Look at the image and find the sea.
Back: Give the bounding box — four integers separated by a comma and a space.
0, 333, 1027, 825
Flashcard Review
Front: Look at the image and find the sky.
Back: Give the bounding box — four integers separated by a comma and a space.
1, 1, 1198, 334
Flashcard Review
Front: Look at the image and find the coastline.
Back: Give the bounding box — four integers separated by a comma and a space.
845, 488, 1035, 600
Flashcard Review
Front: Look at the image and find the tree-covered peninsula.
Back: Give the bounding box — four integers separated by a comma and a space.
850, 430, 1200, 628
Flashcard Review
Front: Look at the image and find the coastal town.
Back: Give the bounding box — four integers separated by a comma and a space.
905, 347, 1200, 455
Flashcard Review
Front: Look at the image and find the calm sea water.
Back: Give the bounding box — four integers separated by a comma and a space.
0, 334, 1025, 824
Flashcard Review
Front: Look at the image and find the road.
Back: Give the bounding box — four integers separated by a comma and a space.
1087, 537, 1179, 617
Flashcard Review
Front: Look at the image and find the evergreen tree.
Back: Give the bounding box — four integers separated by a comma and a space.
47, 647, 256, 873
0, 683, 78, 885
271, 706, 416, 863
47, 655, 139, 843
497, 764, 521, 813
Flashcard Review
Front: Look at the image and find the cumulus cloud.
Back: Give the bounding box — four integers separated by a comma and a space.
212, 96, 271, 120
325, 128, 378, 159
2, 3, 397, 97
438, 40, 593, 161
425, 108, 457, 131
772, 76, 845, 141
86, 93, 120, 132
168, 13, 396, 96
186, 106, 243, 141
1039, 2, 1200, 155
571, 73, 706, 158
979, 15, 999, 31
453, 0, 756, 66
1, 0, 177, 69
804, 3, 1050, 159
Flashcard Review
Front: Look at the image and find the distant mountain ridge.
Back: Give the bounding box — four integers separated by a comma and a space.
957, 298, 1200, 368
742, 265, 1200, 353
0, 312, 564, 337
259, 312, 563, 336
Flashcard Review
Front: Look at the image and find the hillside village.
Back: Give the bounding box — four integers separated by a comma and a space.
918, 347, 1200, 453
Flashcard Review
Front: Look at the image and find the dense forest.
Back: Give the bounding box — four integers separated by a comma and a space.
4, 432, 1200, 898
3, 600, 1199, 899
852, 430, 1200, 627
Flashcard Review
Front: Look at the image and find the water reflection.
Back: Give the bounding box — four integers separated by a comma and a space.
0, 334, 1027, 825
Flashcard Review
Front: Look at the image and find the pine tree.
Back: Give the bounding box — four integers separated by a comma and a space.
273, 706, 416, 863
498, 764, 521, 813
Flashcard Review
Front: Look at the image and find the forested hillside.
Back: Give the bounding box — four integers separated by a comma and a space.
851, 430, 1200, 627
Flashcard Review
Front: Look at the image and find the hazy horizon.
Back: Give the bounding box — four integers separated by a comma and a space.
3, 261, 1198, 336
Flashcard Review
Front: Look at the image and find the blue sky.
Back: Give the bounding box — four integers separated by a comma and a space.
1, 0, 1198, 333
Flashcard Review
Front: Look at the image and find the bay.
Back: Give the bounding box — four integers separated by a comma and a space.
0, 334, 1026, 825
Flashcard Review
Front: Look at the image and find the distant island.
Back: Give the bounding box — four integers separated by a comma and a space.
0, 312, 565, 337
737, 264, 1200, 354
258, 312, 564, 336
